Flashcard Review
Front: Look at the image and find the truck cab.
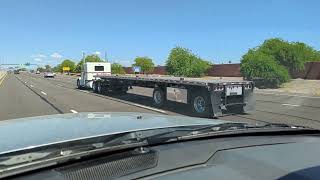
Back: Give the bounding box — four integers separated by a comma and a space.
77, 62, 111, 89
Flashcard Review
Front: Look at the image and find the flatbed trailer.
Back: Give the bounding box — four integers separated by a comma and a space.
92, 75, 255, 118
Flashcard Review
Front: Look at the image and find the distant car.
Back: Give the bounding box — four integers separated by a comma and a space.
36, 70, 40, 74
44, 72, 54, 78
13, 70, 20, 74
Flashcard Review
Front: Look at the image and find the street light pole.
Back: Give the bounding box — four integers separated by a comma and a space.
82, 52, 86, 64
104, 51, 108, 62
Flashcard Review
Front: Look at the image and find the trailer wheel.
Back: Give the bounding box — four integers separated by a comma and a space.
97, 82, 102, 94
191, 92, 212, 117
92, 81, 97, 92
152, 88, 165, 107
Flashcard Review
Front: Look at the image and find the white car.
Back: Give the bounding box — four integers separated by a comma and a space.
44, 72, 54, 78
36, 71, 40, 74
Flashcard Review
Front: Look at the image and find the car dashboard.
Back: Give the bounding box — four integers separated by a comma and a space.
10, 133, 320, 180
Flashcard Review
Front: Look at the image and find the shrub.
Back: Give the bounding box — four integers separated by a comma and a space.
166, 47, 211, 77
111, 63, 126, 74
132, 57, 155, 74
241, 50, 290, 87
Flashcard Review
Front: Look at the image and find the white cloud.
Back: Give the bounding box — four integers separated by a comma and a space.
34, 58, 42, 62
31, 54, 47, 58
94, 51, 101, 55
50, 52, 63, 59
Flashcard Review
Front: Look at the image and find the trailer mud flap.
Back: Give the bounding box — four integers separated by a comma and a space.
210, 91, 223, 117
243, 88, 255, 113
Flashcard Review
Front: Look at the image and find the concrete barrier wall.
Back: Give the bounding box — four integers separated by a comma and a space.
206, 64, 242, 77
290, 62, 320, 79
124, 62, 320, 79
152, 66, 167, 75
124, 64, 242, 77
124, 66, 166, 75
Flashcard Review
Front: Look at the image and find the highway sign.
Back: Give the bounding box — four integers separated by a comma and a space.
63, 67, 70, 71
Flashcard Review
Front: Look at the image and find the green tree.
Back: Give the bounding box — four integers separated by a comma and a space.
85, 54, 103, 62
52, 64, 61, 72
240, 49, 290, 86
45, 65, 52, 71
60, 59, 76, 72
36, 67, 45, 72
241, 38, 320, 86
166, 47, 211, 77
259, 38, 320, 71
111, 63, 126, 74
75, 54, 103, 72
132, 57, 155, 74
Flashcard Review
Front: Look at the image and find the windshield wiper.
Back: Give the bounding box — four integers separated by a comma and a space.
143, 122, 313, 144
0, 122, 314, 179
0, 122, 309, 164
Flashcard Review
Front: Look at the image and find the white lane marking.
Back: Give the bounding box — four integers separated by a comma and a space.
79, 90, 90, 94
282, 103, 301, 107
30, 85, 34, 87
70, 109, 78, 113
256, 92, 320, 99
41, 91, 47, 95
131, 103, 167, 113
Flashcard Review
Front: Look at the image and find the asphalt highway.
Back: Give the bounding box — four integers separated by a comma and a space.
1, 72, 320, 129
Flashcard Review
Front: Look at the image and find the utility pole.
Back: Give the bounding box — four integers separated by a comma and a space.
81, 52, 86, 72
104, 51, 108, 62
82, 52, 86, 64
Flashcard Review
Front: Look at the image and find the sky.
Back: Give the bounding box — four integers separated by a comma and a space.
0, 0, 319, 67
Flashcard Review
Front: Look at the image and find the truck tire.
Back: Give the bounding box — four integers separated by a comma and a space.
191, 92, 212, 117
77, 80, 82, 89
92, 81, 97, 93
152, 88, 165, 107
97, 82, 103, 94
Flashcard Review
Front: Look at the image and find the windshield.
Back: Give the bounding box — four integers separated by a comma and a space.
0, 0, 319, 178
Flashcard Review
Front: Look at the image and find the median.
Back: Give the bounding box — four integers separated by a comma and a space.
0, 71, 7, 86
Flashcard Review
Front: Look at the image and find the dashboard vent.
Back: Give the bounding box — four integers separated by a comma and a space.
57, 150, 157, 180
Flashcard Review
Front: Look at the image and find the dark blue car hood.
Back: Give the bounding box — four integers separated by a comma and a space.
0, 112, 231, 153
